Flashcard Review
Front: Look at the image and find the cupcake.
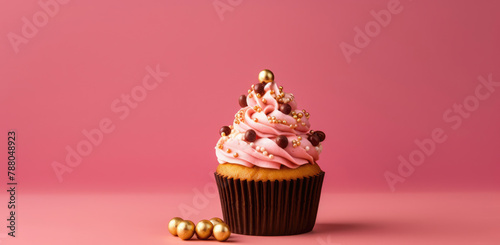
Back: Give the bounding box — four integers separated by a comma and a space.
214, 69, 326, 236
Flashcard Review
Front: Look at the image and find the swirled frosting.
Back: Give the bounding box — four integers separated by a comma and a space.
215, 79, 324, 169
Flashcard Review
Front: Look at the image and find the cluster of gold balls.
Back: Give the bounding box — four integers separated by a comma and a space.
168, 217, 231, 242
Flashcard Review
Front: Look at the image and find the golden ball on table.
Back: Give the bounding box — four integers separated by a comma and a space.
213, 223, 231, 242
195, 220, 214, 240
177, 220, 195, 240
258, 69, 274, 83
209, 217, 224, 226
168, 217, 183, 236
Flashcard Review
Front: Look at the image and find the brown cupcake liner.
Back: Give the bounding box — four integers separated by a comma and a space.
214, 171, 325, 236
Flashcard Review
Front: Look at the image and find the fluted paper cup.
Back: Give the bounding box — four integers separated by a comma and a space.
214, 171, 325, 236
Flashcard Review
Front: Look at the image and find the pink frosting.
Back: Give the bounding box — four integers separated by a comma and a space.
215, 81, 323, 169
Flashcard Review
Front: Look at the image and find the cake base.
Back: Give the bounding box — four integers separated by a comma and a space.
214, 171, 325, 236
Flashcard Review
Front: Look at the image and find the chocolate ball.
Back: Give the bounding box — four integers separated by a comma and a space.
276, 135, 288, 148
308, 134, 320, 146
314, 131, 326, 142
219, 126, 231, 136
279, 104, 292, 115
254, 83, 265, 95
239, 94, 247, 107
245, 129, 257, 142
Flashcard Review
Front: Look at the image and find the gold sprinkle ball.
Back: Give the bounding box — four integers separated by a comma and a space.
177, 220, 195, 240
258, 69, 274, 83
209, 217, 224, 226
195, 220, 214, 240
213, 223, 231, 242
168, 217, 183, 236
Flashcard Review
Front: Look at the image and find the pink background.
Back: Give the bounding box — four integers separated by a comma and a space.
0, 0, 499, 244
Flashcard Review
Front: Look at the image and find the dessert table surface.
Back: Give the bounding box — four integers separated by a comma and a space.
2, 191, 498, 245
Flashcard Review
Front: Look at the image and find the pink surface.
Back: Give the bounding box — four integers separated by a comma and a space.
1, 0, 500, 244
0, 192, 498, 244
